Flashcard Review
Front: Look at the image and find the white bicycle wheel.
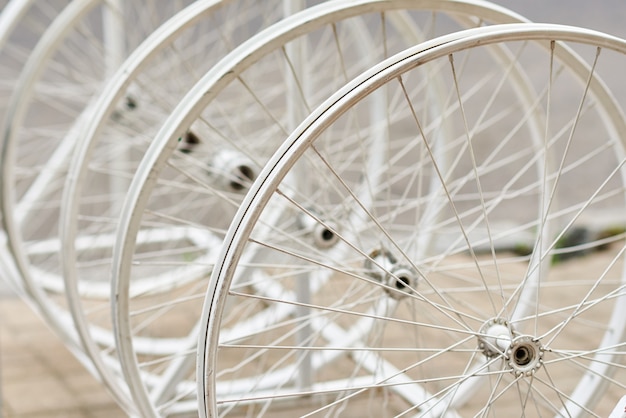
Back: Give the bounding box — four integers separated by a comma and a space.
0, 0, 69, 120
0, 0, 199, 413
0, 0, 71, 292
107, 1, 570, 416
58, 0, 311, 415
199, 23, 626, 417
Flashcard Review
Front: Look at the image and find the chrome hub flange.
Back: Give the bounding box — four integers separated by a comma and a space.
478, 318, 513, 358
507, 335, 544, 377
364, 249, 418, 299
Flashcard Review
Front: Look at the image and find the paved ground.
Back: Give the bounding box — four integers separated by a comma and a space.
1, 243, 625, 417
0, 289, 124, 418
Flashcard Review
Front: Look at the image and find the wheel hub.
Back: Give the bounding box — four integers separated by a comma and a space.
298, 211, 340, 249
478, 318, 513, 357
478, 320, 544, 375
364, 249, 418, 299
507, 335, 544, 376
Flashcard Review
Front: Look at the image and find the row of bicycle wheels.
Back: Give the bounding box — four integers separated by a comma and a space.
1, 0, 626, 416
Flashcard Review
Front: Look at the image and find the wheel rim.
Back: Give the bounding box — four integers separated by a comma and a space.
109, 1, 551, 415
0, 0, 201, 413
201, 24, 626, 417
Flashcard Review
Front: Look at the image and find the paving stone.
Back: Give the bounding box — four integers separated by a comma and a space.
0, 298, 124, 418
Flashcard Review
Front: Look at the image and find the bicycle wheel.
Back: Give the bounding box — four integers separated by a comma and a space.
107, 1, 566, 416
0, 0, 199, 413
0, 0, 71, 292
0, 0, 70, 120
199, 23, 626, 417
58, 0, 309, 415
